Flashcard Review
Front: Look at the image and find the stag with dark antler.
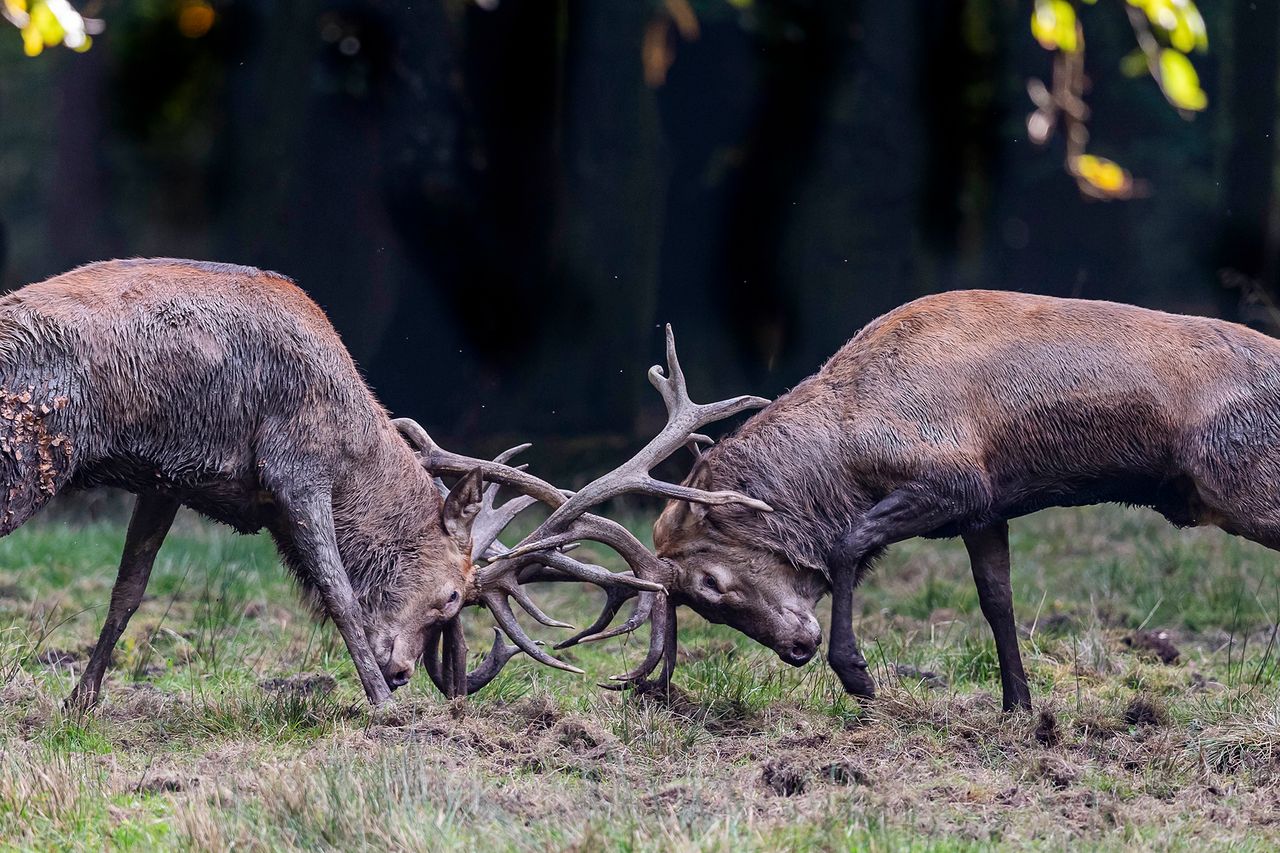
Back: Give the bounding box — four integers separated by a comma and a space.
394, 325, 774, 696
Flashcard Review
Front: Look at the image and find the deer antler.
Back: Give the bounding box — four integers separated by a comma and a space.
396, 324, 771, 695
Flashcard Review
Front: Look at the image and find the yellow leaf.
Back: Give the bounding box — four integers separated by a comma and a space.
1182, 3, 1208, 51
1158, 48, 1207, 111
1031, 0, 1077, 53
20, 23, 41, 56
1170, 14, 1194, 52
1075, 154, 1132, 195
30, 2, 63, 47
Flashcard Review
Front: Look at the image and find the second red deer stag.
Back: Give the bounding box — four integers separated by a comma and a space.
569, 292, 1280, 712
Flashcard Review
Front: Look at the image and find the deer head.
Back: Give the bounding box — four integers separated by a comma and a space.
392, 325, 773, 695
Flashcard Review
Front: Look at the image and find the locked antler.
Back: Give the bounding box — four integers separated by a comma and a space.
396, 324, 771, 695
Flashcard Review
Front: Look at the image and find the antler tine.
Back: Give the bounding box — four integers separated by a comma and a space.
536, 325, 771, 534
572, 589, 655, 646
601, 599, 678, 691
550, 582, 641, 649
686, 433, 713, 459
471, 493, 537, 561
392, 418, 565, 507
601, 594, 672, 685
482, 590, 584, 674
515, 551, 664, 593
426, 625, 522, 698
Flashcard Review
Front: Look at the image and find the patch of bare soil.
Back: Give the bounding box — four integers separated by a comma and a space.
1123, 630, 1181, 664
894, 663, 948, 690
1122, 696, 1167, 728
1033, 709, 1060, 746
762, 758, 808, 796
259, 672, 337, 697
35, 648, 80, 669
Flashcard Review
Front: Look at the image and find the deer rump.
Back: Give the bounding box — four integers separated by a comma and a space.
0, 263, 351, 536
812, 290, 1280, 540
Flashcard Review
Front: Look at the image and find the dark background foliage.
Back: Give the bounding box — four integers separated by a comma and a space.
0, 0, 1271, 474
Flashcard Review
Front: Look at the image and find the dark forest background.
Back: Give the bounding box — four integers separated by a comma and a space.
0, 0, 1273, 475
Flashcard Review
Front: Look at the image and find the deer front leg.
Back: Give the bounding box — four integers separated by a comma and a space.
280, 490, 393, 706
826, 484, 976, 699
828, 558, 875, 698
963, 521, 1031, 712
67, 493, 180, 711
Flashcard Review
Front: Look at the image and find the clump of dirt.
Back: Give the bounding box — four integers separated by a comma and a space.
258, 673, 336, 697
548, 718, 615, 760
36, 648, 79, 668
1122, 696, 1167, 728
136, 772, 195, 795
761, 759, 807, 796
629, 681, 763, 735
1122, 630, 1180, 664
818, 761, 870, 787
631, 679, 696, 712
1189, 671, 1225, 693
894, 664, 948, 690
105, 683, 179, 722
1029, 754, 1079, 789
512, 695, 562, 733
1036, 612, 1080, 635
1033, 710, 1060, 747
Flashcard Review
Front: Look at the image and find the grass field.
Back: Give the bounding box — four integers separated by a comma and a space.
2, 498, 1280, 850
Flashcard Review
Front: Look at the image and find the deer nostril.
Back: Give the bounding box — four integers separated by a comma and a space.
385, 665, 413, 689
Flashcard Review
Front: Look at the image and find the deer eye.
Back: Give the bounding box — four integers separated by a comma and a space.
700, 574, 724, 595
448, 590, 460, 603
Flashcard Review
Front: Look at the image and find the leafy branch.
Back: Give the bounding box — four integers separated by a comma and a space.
1, 0, 101, 57
1027, 0, 1208, 199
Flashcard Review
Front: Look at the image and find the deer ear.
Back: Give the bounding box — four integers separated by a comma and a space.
443, 467, 484, 549
682, 464, 716, 522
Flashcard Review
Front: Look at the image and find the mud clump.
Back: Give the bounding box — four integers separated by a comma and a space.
1030, 754, 1079, 789
1122, 696, 1167, 728
258, 672, 337, 697
762, 759, 807, 797
1122, 630, 1180, 664
1033, 710, 1060, 747
36, 648, 79, 668
136, 772, 195, 795
549, 718, 615, 760
819, 761, 870, 787
894, 664, 948, 690
513, 695, 562, 733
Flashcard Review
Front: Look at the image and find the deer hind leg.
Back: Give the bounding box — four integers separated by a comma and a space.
66, 493, 179, 711
827, 478, 984, 699
963, 521, 1031, 712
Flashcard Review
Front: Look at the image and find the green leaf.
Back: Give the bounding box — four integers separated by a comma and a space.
1119, 49, 1148, 78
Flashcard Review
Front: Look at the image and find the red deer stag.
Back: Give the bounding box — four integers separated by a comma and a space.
562, 292, 1280, 713
0, 258, 593, 708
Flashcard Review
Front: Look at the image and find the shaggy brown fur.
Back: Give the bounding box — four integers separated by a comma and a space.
656, 290, 1280, 711
0, 258, 481, 707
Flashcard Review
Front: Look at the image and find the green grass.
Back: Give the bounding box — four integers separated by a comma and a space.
2, 501, 1280, 850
